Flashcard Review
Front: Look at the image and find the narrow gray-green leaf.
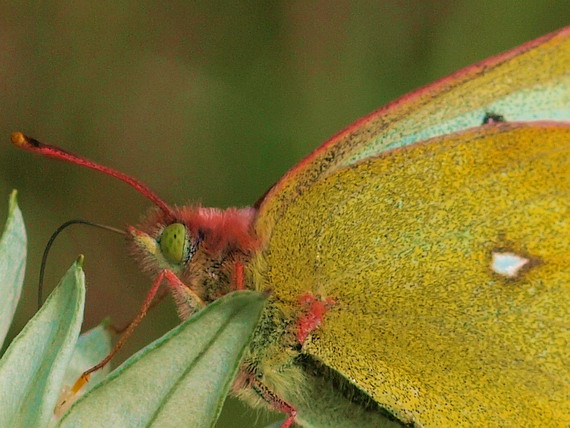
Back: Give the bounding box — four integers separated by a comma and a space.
0, 190, 27, 347
0, 258, 85, 428
59, 291, 266, 428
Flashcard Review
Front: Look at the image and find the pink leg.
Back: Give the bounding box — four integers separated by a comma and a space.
76, 270, 200, 387
110, 286, 170, 334
249, 377, 297, 426
163, 270, 205, 304
80, 271, 165, 379
296, 293, 334, 344
60, 269, 201, 412
233, 261, 245, 290
280, 415, 296, 428
63, 270, 173, 409
162, 269, 206, 320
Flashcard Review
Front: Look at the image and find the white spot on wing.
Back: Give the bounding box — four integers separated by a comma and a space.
491, 252, 530, 277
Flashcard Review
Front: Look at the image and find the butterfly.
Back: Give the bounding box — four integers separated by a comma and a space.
12, 25, 570, 426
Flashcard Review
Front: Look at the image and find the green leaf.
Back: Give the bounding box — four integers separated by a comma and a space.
0, 258, 85, 428
59, 291, 266, 428
0, 190, 27, 348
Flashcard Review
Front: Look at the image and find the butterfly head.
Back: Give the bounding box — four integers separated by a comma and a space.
127, 205, 259, 304
11, 132, 259, 304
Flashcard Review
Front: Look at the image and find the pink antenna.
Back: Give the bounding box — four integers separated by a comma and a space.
11, 132, 174, 217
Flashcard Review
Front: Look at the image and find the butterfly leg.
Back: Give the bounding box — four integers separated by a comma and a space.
249, 377, 297, 428
162, 269, 206, 320
57, 269, 203, 413
233, 260, 245, 290
296, 293, 335, 344
110, 286, 170, 334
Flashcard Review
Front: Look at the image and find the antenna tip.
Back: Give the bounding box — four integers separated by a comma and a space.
11, 132, 29, 147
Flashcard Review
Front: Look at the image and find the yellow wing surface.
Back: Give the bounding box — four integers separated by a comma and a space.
253, 123, 570, 425
256, 26, 570, 242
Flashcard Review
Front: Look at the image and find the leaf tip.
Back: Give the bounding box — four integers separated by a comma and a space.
76, 254, 85, 268
8, 189, 18, 208
100, 316, 112, 330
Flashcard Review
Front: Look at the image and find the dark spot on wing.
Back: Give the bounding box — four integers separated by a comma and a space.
482, 112, 506, 125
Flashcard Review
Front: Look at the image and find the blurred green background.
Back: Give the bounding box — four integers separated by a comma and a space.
0, 1, 567, 426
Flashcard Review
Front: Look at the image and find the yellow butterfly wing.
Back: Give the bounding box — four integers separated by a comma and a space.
253, 123, 570, 425
256, 26, 570, 243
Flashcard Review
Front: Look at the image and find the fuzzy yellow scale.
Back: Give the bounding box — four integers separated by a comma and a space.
252, 123, 570, 426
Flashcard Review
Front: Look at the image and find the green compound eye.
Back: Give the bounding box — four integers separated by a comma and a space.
160, 223, 189, 265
